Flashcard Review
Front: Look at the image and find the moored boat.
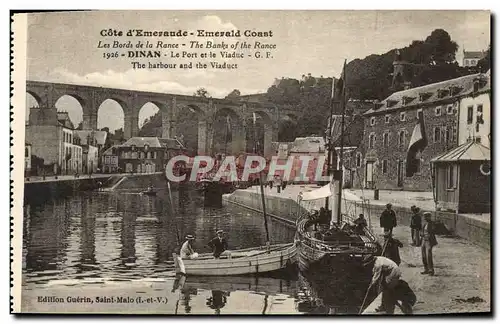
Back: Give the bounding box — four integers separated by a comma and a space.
173, 242, 297, 276
295, 61, 380, 275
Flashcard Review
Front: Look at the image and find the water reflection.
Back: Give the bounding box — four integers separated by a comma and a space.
23, 186, 367, 314
23, 188, 295, 282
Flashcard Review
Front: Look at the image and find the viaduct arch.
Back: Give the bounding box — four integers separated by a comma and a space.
26, 80, 301, 157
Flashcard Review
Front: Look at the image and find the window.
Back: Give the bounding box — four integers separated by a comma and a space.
445, 126, 451, 143
471, 60, 476, 65
140, 151, 145, 159
369, 133, 375, 149
153, 152, 157, 159
385, 115, 390, 124
467, 106, 474, 124
447, 105, 454, 115
147, 152, 151, 159
356, 152, 362, 168
370, 117, 376, 126
25, 147, 28, 157
465, 59, 469, 66
400, 112, 406, 121
382, 160, 388, 174
434, 127, 441, 143
447, 165, 457, 189
398, 130, 406, 147
383, 132, 389, 147
435, 106, 441, 116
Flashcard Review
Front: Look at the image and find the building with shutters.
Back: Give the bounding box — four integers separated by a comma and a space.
354, 72, 489, 191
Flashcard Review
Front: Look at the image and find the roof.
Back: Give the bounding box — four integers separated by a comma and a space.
74, 130, 108, 146
431, 140, 490, 163
289, 137, 325, 153
119, 137, 162, 148
365, 72, 490, 115
158, 138, 185, 149
464, 51, 485, 59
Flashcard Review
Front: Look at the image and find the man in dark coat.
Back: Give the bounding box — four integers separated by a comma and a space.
207, 230, 231, 259
380, 203, 397, 234
420, 212, 438, 276
382, 233, 404, 266
410, 206, 422, 246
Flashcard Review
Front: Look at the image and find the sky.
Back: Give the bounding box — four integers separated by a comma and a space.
25, 10, 490, 131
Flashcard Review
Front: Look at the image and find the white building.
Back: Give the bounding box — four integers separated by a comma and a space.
458, 70, 490, 148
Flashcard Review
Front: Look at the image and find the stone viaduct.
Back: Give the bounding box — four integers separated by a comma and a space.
26, 81, 300, 157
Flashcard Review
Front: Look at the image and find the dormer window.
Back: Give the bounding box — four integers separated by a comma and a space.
385, 115, 390, 124
437, 89, 449, 98
386, 100, 398, 108
449, 85, 463, 96
402, 96, 415, 106
400, 112, 406, 122
435, 106, 442, 116
373, 102, 384, 110
473, 76, 487, 92
419, 92, 432, 101
370, 117, 376, 126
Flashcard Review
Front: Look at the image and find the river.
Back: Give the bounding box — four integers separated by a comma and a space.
21, 186, 363, 314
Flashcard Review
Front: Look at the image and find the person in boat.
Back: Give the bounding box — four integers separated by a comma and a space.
207, 230, 231, 259
382, 232, 404, 266
353, 214, 368, 234
362, 255, 413, 314
380, 203, 397, 235
420, 212, 437, 276
180, 235, 198, 259
410, 206, 422, 246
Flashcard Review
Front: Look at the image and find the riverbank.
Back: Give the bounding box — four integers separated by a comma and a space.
23, 172, 169, 204
223, 184, 491, 314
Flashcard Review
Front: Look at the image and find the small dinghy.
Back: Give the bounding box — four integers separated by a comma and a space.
172, 243, 297, 276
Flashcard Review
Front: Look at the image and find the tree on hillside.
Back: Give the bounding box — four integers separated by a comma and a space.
194, 87, 210, 98
225, 89, 241, 99
477, 45, 491, 73
423, 29, 459, 65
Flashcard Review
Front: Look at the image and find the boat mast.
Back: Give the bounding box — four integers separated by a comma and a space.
336, 60, 347, 225
254, 114, 270, 244
325, 76, 337, 211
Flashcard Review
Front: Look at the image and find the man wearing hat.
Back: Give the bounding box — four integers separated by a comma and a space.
420, 212, 437, 276
180, 235, 198, 259
208, 230, 231, 259
382, 232, 403, 266
410, 206, 422, 246
380, 203, 397, 234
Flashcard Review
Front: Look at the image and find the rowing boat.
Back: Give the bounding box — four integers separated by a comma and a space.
172, 242, 297, 276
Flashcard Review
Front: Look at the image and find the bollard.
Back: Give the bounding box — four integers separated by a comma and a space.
374, 189, 379, 200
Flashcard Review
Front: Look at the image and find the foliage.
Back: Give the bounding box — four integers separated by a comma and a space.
225, 89, 241, 99
194, 87, 210, 98
477, 45, 491, 73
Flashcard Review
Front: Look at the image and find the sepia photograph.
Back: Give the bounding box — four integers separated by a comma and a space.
10, 10, 491, 315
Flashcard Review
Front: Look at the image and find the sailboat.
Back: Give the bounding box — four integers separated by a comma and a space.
295, 61, 380, 275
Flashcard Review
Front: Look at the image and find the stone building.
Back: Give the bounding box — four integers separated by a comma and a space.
26, 108, 83, 175
463, 50, 486, 67
103, 137, 185, 174
457, 70, 490, 147
354, 72, 489, 191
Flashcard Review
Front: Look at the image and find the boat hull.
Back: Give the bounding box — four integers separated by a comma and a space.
174, 243, 297, 276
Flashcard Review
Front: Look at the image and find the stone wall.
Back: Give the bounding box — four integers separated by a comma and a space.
355, 102, 458, 191
224, 189, 490, 250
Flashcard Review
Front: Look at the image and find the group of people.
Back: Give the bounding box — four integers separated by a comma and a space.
363, 203, 439, 314
179, 230, 231, 260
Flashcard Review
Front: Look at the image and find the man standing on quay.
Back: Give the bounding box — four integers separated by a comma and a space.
380, 203, 397, 234
410, 206, 422, 246
421, 212, 438, 276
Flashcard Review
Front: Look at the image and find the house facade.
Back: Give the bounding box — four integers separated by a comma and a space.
354, 72, 488, 191
457, 71, 490, 148
26, 108, 83, 175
